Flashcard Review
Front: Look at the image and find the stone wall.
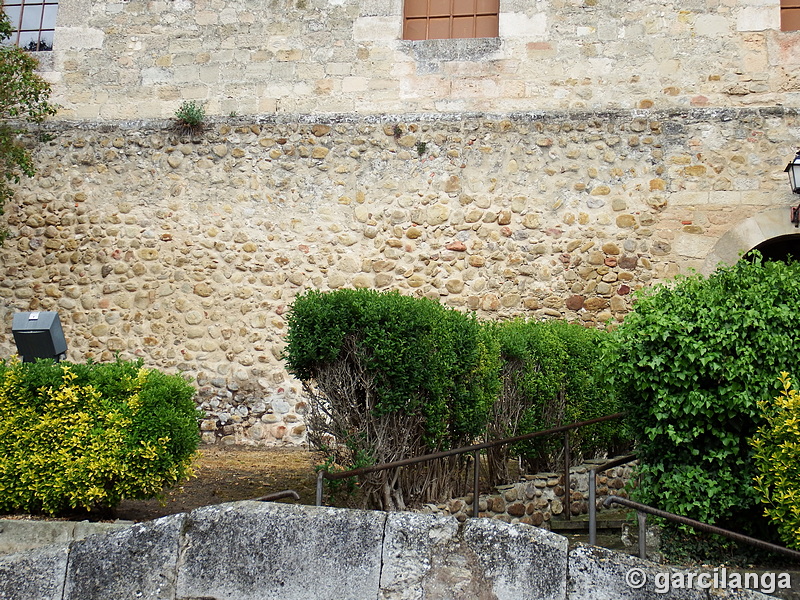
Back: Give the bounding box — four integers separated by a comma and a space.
38, 0, 800, 119
1, 108, 798, 444
423, 459, 635, 527
4, 0, 800, 444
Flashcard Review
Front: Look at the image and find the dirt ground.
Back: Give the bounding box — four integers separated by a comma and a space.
111, 445, 323, 522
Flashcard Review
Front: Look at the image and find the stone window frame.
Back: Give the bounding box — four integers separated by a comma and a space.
1, 0, 58, 51
781, 0, 800, 31
403, 0, 500, 41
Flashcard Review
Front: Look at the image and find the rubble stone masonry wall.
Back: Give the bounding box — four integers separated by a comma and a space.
4, 0, 800, 444
0, 108, 798, 444
422, 459, 636, 528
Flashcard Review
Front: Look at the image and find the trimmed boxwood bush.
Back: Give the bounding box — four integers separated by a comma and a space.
284, 289, 631, 506
0, 358, 201, 514
487, 318, 626, 484
283, 289, 500, 510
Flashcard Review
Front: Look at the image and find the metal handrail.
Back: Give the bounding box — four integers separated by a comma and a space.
315, 412, 626, 516
588, 453, 637, 545
253, 490, 300, 502
603, 495, 800, 562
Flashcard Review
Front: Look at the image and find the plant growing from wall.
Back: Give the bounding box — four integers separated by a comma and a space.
283, 289, 500, 510
0, 358, 201, 514
0, 12, 57, 244
608, 253, 800, 532
173, 100, 206, 134
750, 372, 800, 550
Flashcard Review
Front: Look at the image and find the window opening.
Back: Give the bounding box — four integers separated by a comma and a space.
1, 0, 58, 51
781, 0, 800, 31
403, 0, 499, 41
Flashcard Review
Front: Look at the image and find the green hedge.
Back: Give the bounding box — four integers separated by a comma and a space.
284, 289, 500, 508
285, 289, 500, 450
284, 289, 628, 507
0, 358, 200, 514
488, 318, 625, 482
608, 254, 800, 529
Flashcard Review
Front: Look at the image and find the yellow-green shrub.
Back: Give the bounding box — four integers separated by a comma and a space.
0, 358, 201, 514
750, 372, 800, 550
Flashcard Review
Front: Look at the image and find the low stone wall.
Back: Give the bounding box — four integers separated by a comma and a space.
196, 385, 308, 447
423, 458, 635, 527
0, 501, 771, 600
0, 519, 132, 556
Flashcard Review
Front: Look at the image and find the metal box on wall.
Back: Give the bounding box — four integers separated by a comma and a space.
11, 311, 67, 362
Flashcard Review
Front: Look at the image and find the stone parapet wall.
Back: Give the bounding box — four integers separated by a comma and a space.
422, 459, 636, 527
0, 501, 774, 600
0, 108, 796, 444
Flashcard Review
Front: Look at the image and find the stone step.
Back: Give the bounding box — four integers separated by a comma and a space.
549, 518, 625, 532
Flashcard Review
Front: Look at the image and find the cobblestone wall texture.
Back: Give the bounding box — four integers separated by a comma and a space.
1, 109, 798, 444
2, 0, 800, 444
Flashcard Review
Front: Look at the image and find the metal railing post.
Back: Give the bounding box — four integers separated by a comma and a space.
473, 449, 480, 518
315, 470, 324, 506
564, 430, 571, 521
637, 511, 647, 559
588, 456, 637, 546
588, 468, 597, 546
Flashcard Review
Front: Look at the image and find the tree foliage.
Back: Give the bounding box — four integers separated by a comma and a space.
609, 255, 800, 529
0, 13, 57, 240
751, 372, 800, 550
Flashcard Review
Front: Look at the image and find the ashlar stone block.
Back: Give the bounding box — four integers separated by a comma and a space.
0, 544, 69, 600
568, 544, 774, 600
63, 513, 185, 600
380, 512, 568, 600
176, 501, 386, 600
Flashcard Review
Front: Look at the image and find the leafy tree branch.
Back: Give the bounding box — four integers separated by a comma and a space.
0, 12, 57, 242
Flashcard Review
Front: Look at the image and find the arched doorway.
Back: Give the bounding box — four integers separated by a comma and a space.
702, 207, 800, 274
745, 234, 800, 262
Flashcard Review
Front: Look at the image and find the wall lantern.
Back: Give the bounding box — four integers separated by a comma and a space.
785, 150, 800, 226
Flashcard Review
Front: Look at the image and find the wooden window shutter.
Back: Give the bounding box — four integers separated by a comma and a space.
403, 0, 499, 40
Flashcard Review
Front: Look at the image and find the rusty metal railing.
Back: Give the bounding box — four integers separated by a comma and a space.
588, 454, 637, 546
315, 412, 626, 517
253, 490, 300, 502
603, 495, 800, 561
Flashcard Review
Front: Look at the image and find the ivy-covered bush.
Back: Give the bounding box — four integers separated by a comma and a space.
0, 358, 200, 514
283, 289, 500, 510
751, 372, 800, 550
609, 254, 800, 529
488, 318, 625, 484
